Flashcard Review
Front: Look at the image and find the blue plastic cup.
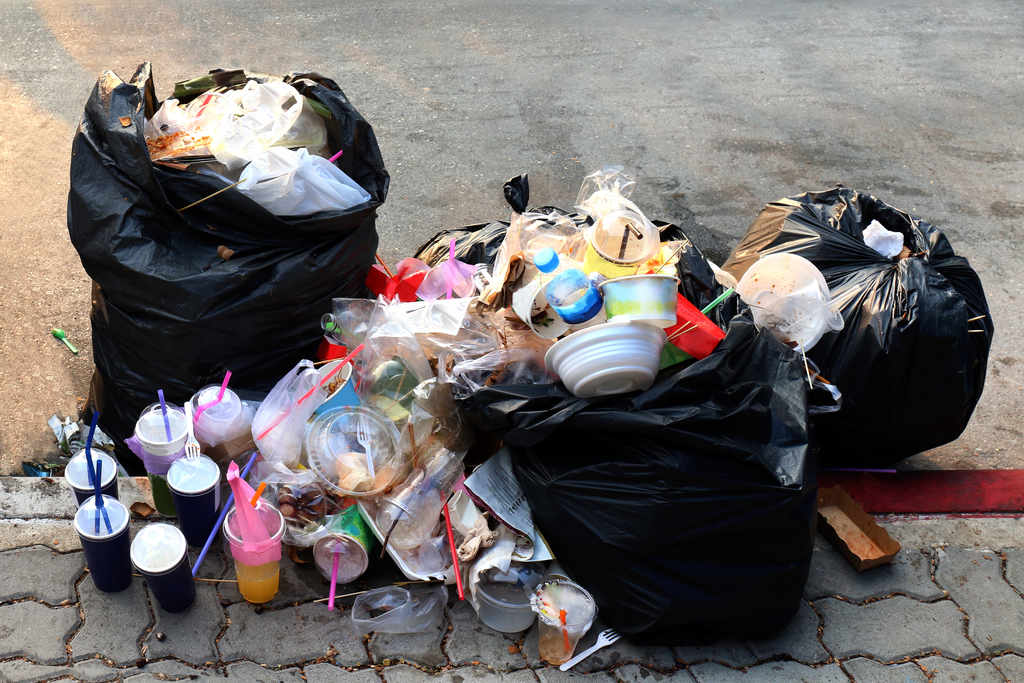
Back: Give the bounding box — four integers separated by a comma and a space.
75, 495, 132, 593
131, 523, 195, 612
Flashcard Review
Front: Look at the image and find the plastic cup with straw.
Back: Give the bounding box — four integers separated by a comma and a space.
86, 413, 113, 536
223, 462, 284, 604
192, 450, 259, 577
157, 389, 173, 441
193, 370, 232, 425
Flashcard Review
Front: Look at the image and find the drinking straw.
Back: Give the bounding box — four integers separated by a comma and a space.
328, 149, 344, 163
250, 482, 267, 508
192, 450, 259, 576
226, 462, 270, 545
445, 239, 456, 300
441, 491, 465, 601
194, 370, 232, 424
84, 412, 99, 490
93, 460, 112, 535
700, 287, 735, 316
327, 552, 340, 611
157, 389, 173, 441
375, 253, 394, 278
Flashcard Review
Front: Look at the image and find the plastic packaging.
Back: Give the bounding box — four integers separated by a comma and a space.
862, 219, 904, 258
534, 248, 604, 325
304, 406, 406, 497
721, 187, 993, 464
237, 147, 371, 216
351, 584, 448, 635
374, 448, 463, 551
473, 562, 545, 633
599, 274, 679, 328
251, 361, 322, 467
210, 80, 305, 169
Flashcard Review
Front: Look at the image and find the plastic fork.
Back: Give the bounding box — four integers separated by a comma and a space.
355, 417, 375, 479
184, 402, 201, 461
559, 628, 621, 671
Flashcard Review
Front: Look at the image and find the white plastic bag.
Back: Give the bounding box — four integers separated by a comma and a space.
211, 80, 305, 169
144, 93, 233, 160
251, 360, 322, 467
862, 219, 904, 259
237, 147, 371, 215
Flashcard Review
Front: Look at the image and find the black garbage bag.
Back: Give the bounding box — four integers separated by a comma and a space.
721, 186, 993, 465
68, 63, 388, 468
460, 319, 827, 643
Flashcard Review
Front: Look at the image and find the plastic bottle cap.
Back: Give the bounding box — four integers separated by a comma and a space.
534, 248, 560, 274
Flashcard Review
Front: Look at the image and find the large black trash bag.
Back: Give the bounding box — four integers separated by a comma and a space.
414, 174, 721, 309
721, 186, 994, 465
460, 319, 826, 643
68, 63, 388, 468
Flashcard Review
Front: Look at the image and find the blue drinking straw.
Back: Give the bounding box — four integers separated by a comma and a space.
93, 460, 112, 535
157, 389, 173, 441
84, 412, 99, 489
192, 450, 260, 576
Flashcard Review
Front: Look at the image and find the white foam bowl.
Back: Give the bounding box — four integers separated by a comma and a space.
545, 322, 666, 398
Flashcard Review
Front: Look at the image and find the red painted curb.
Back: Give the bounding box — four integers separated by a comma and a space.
818, 470, 1024, 514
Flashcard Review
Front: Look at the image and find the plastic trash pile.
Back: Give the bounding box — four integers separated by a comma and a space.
65, 63, 994, 665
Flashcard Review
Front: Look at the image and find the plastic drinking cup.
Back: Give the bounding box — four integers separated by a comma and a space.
131, 523, 195, 612
167, 455, 221, 547
223, 500, 285, 604
74, 495, 132, 593
531, 579, 597, 665
313, 506, 375, 585
65, 449, 119, 506
135, 403, 189, 515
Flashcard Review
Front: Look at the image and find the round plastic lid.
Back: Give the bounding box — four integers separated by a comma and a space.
135, 403, 187, 445
531, 579, 597, 629
167, 454, 220, 495
193, 386, 242, 423
65, 449, 117, 490
305, 406, 403, 497
131, 523, 187, 574
533, 247, 560, 274
590, 209, 659, 264
74, 495, 130, 540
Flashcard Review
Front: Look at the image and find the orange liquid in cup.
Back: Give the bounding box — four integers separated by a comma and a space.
234, 560, 280, 604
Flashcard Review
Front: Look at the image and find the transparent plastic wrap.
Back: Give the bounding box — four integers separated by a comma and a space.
350, 584, 448, 635
250, 360, 321, 467
443, 348, 550, 400
237, 147, 371, 216
253, 462, 344, 548
374, 448, 464, 551
574, 166, 640, 219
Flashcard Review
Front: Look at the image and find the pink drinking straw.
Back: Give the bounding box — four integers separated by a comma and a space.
328, 149, 344, 163
226, 462, 271, 549
194, 370, 232, 424
445, 239, 456, 300
327, 552, 340, 611
156, 389, 173, 441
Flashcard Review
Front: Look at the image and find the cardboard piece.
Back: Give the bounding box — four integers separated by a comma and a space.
817, 485, 900, 572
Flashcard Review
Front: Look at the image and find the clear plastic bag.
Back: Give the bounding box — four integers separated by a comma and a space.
574, 166, 641, 218
250, 360, 322, 467
275, 97, 328, 155
254, 462, 343, 547
237, 147, 371, 216
210, 80, 305, 169
350, 584, 448, 635
442, 348, 550, 400
144, 93, 233, 160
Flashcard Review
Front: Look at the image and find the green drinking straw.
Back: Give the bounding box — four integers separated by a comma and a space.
701, 287, 735, 315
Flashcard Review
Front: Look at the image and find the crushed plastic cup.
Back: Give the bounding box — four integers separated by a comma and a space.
223, 499, 285, 604
531, 579, 597, 665
735, 253, 844, 352
305, 406, 405, 497
351, 584, 447, 635
545, 322, 666, 398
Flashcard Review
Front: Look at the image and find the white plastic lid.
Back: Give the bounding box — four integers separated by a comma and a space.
65, 449, 117, 490
131, 523, 187, 574
74, 495, 130, 540
134, 403, 188, 445
590, 209, 659, 264
193, 386, 242, 423
167, 454, 220, 495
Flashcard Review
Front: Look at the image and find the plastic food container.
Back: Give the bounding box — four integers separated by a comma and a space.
545, 322, 666, 398
600, 274, 679, 328
583, 208, 660, 278
474, 563, 545, 633
305, 406, 405, 497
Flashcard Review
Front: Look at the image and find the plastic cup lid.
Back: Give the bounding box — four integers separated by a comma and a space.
167, 454, 220, 494
305, 406, 403, 496
134, 403, 188, 445
74, 495, 130, 540
194, 386, 242, 423
131, 523, 188, 574
531, 579, 597, 628
65, 449, 117, 490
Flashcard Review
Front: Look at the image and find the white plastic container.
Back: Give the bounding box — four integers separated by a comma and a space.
599, 273, 679, 328
544, 322, 666, 398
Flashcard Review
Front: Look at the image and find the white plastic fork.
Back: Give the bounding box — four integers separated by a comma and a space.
184, 402, 201, 461
355, 418, 375, 479
559, 628, 621, 671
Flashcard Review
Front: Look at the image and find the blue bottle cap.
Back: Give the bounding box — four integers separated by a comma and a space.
534, 248, 560, 274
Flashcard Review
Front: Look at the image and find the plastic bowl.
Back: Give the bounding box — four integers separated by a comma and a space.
474, 563, 544, 633
545, 322, 666, 398
599, 273, 679, 328
304, 406, 405, 497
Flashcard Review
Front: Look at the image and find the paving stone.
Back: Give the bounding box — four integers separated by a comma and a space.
536, 669, 617, 683
746, 602, 828, 664
370, 614, 448, 668
142, 582, 222, 664
917, 656, 1004, 682
134, 659, 205, 677
384, 663, 539, 682
673, 641, 757, 668
817, 596, 977, 661
222, 660, 305, 681
805, 546, 943, 602
69, 658, 126, 681
935, 547, 1024, 654
613, 664, 695, 682
569, 629, 676, 674
219, 602, 367, 667
72, 578, 151, 664
217, 555, 327, 607
991, 654, 1024, 680
1004, 549, 1024, 594
691, 661, 847, 682
0, 546, 84, 603
445, 600, 526, 670
305, 663, 382, 683
0, 659, 72, 682
842, 657, 927, 682
0, 601, 80, 663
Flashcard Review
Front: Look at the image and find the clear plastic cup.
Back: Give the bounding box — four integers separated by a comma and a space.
531, 579, 598, 665
223, 500, 285, 604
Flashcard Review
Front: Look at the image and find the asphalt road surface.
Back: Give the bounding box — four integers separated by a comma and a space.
1, 0, 1021, 473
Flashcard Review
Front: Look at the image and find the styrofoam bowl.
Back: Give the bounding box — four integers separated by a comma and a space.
545, 322, 666, 398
